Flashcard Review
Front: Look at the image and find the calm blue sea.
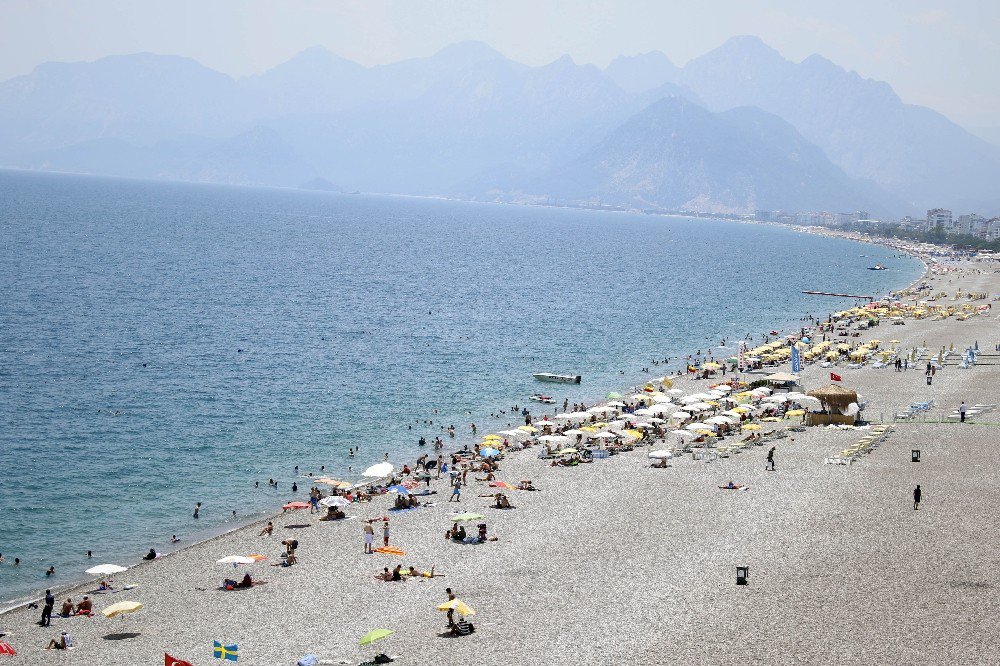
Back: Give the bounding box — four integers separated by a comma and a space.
0, 170, 921, 604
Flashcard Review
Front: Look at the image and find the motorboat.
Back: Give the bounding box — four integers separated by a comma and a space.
867, 263, 887, 270
532, 373, 582, 384
529, 394, 556, 404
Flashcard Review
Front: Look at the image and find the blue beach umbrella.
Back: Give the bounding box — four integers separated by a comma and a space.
387, 485, 410, 495
480, 447, 501, 458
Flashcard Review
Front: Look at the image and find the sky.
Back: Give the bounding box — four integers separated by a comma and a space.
2, 0, 998, 128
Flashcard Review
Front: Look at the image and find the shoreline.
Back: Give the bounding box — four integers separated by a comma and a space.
0, 227, 929, 612
0, 251, 996, 663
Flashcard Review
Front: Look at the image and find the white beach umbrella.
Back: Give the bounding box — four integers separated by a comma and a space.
686, 422, 716, 431
763, 395, 789, 404
554, 413, 576, 420
634, 408, 656, 416
679, 396, 700, 405
798, 396, 822, 409
651, 395, 674, 404
706, 416, 732, 425
86, 564, 128, 576
319, 496, 350, 507
588, 406, 616, 414
538, 435, 570, 443
648, 450, 673, 459
670, 411, 692, 421
671, 429, 696, 440
647, 417, 666, 424
362, 462, 394, 478
606, 401, 626, 407
497, 429, 526, 438
650, 404, 676, 414
563, 429, 586, 436
592, 431, 617, 439
713, 385, 733, 393
217, 556, 256, 565
688, 402, 714, 411
570, 411, 591, 419
666, 389, 684, 395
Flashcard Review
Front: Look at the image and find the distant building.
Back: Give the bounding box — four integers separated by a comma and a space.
755, 210, 775, 222
926, 208, 952, 232
957, 213, 987, 237
987, 218, 1000, 241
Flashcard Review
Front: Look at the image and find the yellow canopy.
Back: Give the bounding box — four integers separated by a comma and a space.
517, 425, 538, 433
103, 601, 143, 618
741, 423, 762, 431
437, 599, 476, 616
785, 409, 805, 417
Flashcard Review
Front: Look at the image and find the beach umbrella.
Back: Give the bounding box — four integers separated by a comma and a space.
359, 629, 394, 646
538, 435, 569, 443
362, 463, 394, 478
481, 434, 502, 441
606, 392, 623, 400
479, 447, 501, 457
785, 409, 805, 417
517, 425, 538, 433
634, 408, 656, 416
488, 481, 516, 490
688, 402, 713, 411
103, 600, 142, 619
449, 513, 485, 522
217, 555, 256, 567
686, 422, 715, 431
666, 388, 683, 395
606, 401, 625, 407
86, 563, 127, 576
557, 447, 578, 455
741, 424, 762, 431
319, 495, 350, 507
670, 411, 691, 421
647, 417, 666, 424
387, 484, 410, 495
437, 599, 476, 616
283, 501, 310, 510
671, 429, 696, 440
648, 450, 672, 459
651, 395, 673, 404
563, 429, 586, 436
591, 431, 616, 439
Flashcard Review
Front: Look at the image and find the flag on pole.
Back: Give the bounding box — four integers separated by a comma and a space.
791, 345, 801, 373
214, 641, 239, 661
830, 372, 842, 382
166, 654, 194, 666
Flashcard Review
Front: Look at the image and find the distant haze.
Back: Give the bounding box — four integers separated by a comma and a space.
1, 0, 998, 129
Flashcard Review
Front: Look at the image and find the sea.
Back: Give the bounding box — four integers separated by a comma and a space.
0, 169, 923, 606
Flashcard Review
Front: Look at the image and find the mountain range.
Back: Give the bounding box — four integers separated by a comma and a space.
1, 37, 998, 216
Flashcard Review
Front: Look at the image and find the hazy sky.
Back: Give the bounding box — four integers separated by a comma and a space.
2, 0, 998, 126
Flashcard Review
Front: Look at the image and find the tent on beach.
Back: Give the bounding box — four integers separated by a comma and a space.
806, 384, 860, 425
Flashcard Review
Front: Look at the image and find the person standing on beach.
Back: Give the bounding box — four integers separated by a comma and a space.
193, 502, 201, 519
41, 589, 54, 627
765, 447, 776, 471
382, 520, 390, 547
960, 402, 967, 422
913, 485, 922, 510
450, 479, 462, 502
445, 588, 456, 626
363, 521, 374, 554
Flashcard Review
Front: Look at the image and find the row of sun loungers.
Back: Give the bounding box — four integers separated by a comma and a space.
824, 425, 894, 465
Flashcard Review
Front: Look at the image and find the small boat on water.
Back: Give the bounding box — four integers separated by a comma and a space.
529, 394, 556, 404
532, 372, 582, 384
868, 263, 887, 271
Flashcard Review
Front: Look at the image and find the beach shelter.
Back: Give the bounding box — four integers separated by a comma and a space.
437, 598, 476, 616
362, 463, 394, 478
217, 555, 256, 566
648, 450, 672, 459
387, 484, 410, 495
86, 563, 127, 576
319, 495, 350, 507
359, 629, 395, 646
103, 600, 142, 621
479, 447, 501, 458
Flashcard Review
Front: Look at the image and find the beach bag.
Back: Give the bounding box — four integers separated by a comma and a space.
297, 655, 318, 666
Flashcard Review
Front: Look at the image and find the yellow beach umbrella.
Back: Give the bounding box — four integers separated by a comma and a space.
740, 423, 762, 431
761, 417, 782, 422
103, 600, 143, 618
785, 409, 805, 417
517, 425, 538, 433
437, 599, 476, 616
481, 434, 502, 441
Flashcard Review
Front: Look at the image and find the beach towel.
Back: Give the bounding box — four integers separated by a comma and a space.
373, 546, 405, 556
297, 655, 318, 666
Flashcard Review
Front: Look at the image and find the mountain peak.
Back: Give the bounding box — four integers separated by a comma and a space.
604, 51, 680, 93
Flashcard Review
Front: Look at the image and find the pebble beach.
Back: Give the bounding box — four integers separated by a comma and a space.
2, 244, 999, 666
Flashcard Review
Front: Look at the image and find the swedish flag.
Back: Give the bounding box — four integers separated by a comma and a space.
213, 641, 239, 661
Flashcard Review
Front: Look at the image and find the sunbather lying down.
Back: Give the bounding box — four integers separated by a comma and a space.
718, 480, 749, 490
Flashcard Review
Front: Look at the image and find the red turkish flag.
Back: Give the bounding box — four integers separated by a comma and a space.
165, 654, 193, 666
830, 372, 842, 382
0, 642, 16, 656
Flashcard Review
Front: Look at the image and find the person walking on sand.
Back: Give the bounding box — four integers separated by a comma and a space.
765, 447, 776, 471
363, 521, 374, 554
445, 587, 456, 626
913, 484, 922, 510
450, 479, 462, 502
382, 519, 390, 547
960, 402, 967, 423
